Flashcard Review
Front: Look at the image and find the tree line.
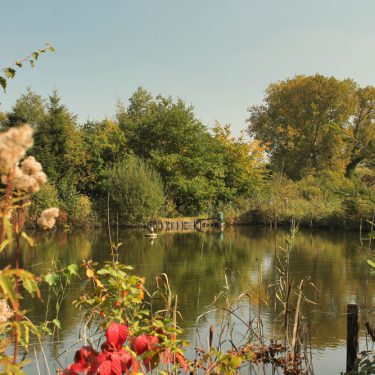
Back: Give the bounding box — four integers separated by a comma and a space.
0, 74, 374, 227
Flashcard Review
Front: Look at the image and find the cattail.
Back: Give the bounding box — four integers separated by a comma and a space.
37, 208, 59, 230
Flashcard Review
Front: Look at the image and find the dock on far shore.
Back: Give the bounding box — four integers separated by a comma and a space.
149, 214, 224, 231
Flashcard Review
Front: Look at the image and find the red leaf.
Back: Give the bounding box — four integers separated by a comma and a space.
97, 360, 112, 375
175, 352, 188, 372
116, 349, 132, 371
132, 335, 148, 355
100, 341, 112, 352
160, 349, 172, 365
63, 359, 91, 374
130, 358, 140, 373
146, 335, 159, 352
105, 322, 129, 349
88, 352, 109, 374
88, 351, 125, 375
74, 345, 99, 365
160, 350, 188, 372
143, 353, 160, 371
132, 334, 159, 355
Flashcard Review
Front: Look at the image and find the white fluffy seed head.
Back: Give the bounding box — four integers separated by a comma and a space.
37, 208, 59, 230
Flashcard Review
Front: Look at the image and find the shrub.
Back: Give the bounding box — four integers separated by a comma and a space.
57, 177, 80, 216
70, 194, 95, 227
28, 182, 60, 225
105, 155, 165, 225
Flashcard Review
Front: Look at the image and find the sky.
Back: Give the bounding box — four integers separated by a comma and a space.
1, 0, 375, 136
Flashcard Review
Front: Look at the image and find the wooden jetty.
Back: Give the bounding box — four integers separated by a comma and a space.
149, 216, 223, 231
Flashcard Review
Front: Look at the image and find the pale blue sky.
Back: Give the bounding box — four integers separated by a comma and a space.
1, 0, 375, 135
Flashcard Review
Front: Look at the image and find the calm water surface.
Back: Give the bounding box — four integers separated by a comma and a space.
1, 227, 374, 374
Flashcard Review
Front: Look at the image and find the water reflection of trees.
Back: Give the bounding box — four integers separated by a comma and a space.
2, 227, 373, 358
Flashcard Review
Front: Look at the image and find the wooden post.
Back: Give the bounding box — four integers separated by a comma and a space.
346, 304, 359, 373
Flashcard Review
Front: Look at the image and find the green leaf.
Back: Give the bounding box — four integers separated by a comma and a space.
43, 273, 59, 287
367, 259, 375, 269
0, 274, 17, 305
67, 263, 79, 276
21, 232, 35, 247
3, 217, 13, 249
3, 67, 16, 79
15, 61, 22, 68
229, 355, 242, 368
0, 239, 10, 254
29, 60, 35, 68
31, 52, 39, 60
52, 319, 61, 329
0, 76, 6, 91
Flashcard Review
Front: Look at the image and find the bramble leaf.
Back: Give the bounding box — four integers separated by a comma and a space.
44, 272, 59, 287
106, 322, 129, 349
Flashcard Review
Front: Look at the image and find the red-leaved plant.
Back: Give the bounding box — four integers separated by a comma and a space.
63, 322, 188, 374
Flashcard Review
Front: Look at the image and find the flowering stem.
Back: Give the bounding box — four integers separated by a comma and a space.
13, 207, 22, 364
0, 174, 13, 243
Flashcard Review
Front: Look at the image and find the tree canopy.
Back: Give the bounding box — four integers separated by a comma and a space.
1, 78, 373, 225
247, 74, 361, 179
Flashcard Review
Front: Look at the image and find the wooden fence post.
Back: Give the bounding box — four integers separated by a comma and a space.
346, 304, 359, 373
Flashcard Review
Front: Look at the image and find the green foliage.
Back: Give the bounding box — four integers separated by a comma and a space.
0, 43, 54, 92
105, 155, 165, 224
2, 88, 45, 129
80, 119, 127, 194
212, 122, 265, 198
28, 183, 60, 224
234, 171, 375, 229
57, 177, 80, 216
32, 91, 86, 184
70, 194, 95, 227
40, 262, 79, 336
118, 88, 259, 214
247, 74, 359, 179
74, 260, 145, 325
2, 82, 374, 226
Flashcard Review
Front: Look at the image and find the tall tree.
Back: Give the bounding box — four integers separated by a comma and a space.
212, 122, 265, 197
118, 88, 232, 214
342, 86, 375, 176
247, 75, 357, 179
3, 88, 45, 129
33, 91, 86, 184
80, 118, 128, 194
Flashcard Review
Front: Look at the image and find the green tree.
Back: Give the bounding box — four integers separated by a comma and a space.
4, 88, 45, 129
212, 122, 265, 197
247, 74, 357, 179
342, 86, 375, 176
105, 155, 165, 224
80, 119, 127, 194
32, 91, 86, 184
118, 88, 231, 214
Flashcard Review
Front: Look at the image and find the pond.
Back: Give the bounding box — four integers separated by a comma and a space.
1, 226, 374, 374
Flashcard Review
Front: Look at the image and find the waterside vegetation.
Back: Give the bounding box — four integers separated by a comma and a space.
1, 74, 374, 229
